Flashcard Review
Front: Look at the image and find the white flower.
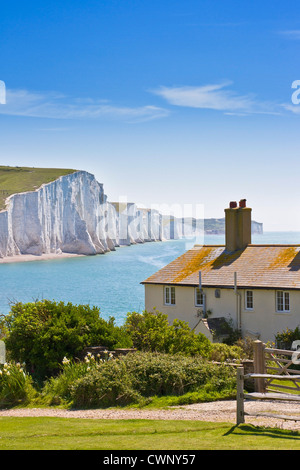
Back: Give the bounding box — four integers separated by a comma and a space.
62, 357, 70, 365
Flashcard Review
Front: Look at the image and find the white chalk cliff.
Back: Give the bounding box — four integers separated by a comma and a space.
0, 171, 203, 258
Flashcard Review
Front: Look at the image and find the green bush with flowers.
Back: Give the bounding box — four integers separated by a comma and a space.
41, 350, 237, 408
275, 326, 300, 349
0, 362, 36, 407
41, 350, 115, 405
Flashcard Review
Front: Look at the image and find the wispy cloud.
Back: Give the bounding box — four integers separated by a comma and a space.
2, 84, 299, 123
279, 30, 300, 39
151, 82, 280, 115
282, 103, 300, 114
0, 89, 170, 123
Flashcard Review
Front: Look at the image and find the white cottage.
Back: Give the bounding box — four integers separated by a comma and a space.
142, 200, 300, 344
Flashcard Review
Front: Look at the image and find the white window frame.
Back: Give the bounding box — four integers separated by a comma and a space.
164, 286, 176, 306
195, 287, 204, 307
276, 290, 290, 313
245, 290, 253, 310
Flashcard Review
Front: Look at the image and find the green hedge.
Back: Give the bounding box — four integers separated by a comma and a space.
44, 351, 237, 408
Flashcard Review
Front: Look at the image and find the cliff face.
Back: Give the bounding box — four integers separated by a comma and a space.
0, 171, 203, 258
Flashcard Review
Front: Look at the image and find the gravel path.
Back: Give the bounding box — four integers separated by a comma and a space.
0, 400, 300, 431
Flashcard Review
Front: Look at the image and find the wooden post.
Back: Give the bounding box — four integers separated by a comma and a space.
253, 340, 266, 393
236, 366, 245, 425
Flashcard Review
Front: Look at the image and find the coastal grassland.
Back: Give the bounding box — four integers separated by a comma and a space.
0, 417, 299, 450
0, 165, 77, 210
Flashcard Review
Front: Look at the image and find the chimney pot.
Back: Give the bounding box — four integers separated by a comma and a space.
229, 201, 237, 208
239, 199, 246, 208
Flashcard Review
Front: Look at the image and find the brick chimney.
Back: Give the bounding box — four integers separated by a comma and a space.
225, 199, 251, 252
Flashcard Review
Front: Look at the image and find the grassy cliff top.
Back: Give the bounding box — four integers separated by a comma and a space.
0, 166, 77, 210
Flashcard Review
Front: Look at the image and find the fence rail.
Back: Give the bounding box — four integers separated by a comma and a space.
236, 340, 300, 425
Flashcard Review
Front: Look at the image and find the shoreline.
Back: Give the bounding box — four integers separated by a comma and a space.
0, 252, 85, 264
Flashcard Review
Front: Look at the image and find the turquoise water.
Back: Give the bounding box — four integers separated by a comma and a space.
0, 232, 299, 325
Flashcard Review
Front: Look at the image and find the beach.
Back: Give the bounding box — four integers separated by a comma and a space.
0, 252, 84, 264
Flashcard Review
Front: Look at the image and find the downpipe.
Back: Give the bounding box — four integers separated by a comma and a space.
199, 271, 206, 317
234, 272, 242, 332
192, 271, 206, 330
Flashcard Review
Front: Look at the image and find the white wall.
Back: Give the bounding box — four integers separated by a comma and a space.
144, 284, 300, 343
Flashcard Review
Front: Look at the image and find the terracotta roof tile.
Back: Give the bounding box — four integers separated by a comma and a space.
142, 244, 300, 289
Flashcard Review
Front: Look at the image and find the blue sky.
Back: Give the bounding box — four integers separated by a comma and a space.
1, 0, 300, 230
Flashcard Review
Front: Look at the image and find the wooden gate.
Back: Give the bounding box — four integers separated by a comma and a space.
236, 340, 300, 425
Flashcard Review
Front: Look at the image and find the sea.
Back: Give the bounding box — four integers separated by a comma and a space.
0, 231, 299, 326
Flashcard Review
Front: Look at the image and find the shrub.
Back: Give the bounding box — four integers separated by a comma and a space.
42, 351, 114, 405
45, 351, 237, 408
208, 343, 243, 363
124, 310, 171, 352
1, 300, 132, 380
275, 326, 300, 348
124, 310, 212, 357
123, 352, 236, 397
0, 362, 36, 407
234, 336, 256, 360
70, 359, 141, 408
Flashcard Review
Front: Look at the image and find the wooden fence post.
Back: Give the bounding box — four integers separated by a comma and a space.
253, 340, 266, 393
236, 366, 245, 425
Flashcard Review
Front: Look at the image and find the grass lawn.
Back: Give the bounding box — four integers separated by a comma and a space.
0, 165, 77, 210
0, 417, 299, 450
267, 380, 300, 394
